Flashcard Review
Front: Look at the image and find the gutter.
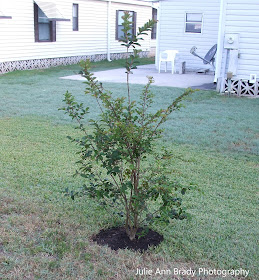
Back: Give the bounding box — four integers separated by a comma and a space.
107, 0, 112, 61
155, 1, 160, 68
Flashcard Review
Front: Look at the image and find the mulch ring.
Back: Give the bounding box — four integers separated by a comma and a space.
92, 226, 163, 251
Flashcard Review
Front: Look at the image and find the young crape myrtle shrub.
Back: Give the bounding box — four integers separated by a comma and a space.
60, 12, 195, 241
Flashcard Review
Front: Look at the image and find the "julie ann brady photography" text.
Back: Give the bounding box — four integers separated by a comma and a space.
135, 267, 249, 278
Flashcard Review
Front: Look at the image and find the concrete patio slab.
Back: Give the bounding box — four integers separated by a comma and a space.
60, 64, 216, 89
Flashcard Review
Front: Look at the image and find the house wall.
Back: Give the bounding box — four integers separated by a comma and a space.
109, 1, 152, 54
0, 0, 153, 73
220, 0, 259, 80
156, 0, 220, 72
150, 38, 156, 56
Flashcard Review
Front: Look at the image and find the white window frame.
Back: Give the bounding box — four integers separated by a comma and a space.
185, 12, 203, 34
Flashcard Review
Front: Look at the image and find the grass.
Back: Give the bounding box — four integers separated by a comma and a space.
0, 59, 258, 279
0, 60, 258, 156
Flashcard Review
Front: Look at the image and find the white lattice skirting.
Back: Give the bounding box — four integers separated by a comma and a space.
223, 79, 259, 97
0, 52, 149, 74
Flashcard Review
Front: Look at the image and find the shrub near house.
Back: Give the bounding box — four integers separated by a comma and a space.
61, 12, 194, 247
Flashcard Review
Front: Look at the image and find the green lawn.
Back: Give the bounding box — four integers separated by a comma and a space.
0, 59, 258, 279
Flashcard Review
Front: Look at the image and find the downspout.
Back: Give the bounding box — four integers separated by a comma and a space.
214, 0, 226, 85
155, 2, 160, 69
107, 0, 112, 61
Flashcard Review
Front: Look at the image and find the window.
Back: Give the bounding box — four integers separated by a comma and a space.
34, 3, 56, 42
34, 1, 69, 42
116, 10, 136, 40
185, 13, 202, 33
151, 8, 157, 39
0, 10, 12, 19
73, 4, 78, 31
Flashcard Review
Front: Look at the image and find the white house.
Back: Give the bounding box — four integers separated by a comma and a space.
0, 0, 157, 74
215, 0, 259, 96
156, 0, 259, 96
156, 0, 220, 72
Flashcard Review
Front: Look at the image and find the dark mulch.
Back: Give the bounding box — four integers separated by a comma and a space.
92, 226, 163, 251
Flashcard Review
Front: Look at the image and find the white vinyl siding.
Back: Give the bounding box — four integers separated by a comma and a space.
220, 0, 259, 80
0, 0, 152, 63
156, 0, 220, 71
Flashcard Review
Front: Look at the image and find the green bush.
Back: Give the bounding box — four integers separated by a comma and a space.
61, 12, 194, 241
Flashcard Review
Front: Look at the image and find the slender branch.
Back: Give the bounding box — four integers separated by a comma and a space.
110, 174, 121, 190
126, 46, 131, 107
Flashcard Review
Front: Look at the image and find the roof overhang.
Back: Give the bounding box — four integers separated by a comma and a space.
34, 1, 70, 21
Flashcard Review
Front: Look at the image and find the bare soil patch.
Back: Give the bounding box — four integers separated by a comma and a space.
92, 226, 163, 251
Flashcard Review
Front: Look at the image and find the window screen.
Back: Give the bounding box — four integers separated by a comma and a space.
185, 13, 202, 33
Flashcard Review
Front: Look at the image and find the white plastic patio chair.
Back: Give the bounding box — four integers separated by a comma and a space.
158, 50, 179, 74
